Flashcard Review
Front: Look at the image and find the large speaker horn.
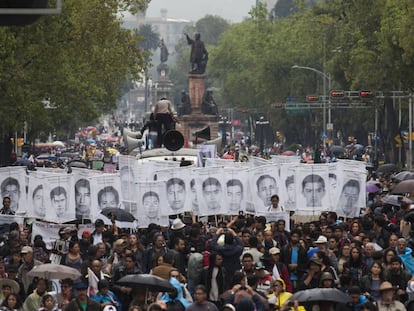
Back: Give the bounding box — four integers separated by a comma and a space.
195, 126, 211, 144
203, 136, 222, 152
125, 136, 144, 154
163, 130, 185, 151
123, 128, 142, 140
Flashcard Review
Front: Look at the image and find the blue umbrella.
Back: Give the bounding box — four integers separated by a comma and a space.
86, 138, 96, 144
366, 184, 381, 193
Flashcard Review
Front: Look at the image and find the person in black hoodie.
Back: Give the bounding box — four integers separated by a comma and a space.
210, 227, 243, 287
201, 253, 226, 309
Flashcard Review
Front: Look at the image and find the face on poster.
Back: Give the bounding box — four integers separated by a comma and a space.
280, 164, 298, 212
28, 175, 46, 218
296, 166, 329, 214
195, 168, 226, 216
0, 167, 27, 213
156, 168, 192, 215
336, 170, 365, 218
43, 174, 75, 222
74, 178, 92, 219
224, 168, 247, 214
197, 144, 216, 167
248, 165, 281, 213
90, 174, 121, 219
136, 180, 169, 228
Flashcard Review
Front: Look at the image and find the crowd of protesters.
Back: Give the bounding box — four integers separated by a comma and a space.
0, 170, 414, 311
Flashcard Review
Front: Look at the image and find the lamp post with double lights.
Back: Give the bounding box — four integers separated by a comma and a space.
291, 65, 332, 141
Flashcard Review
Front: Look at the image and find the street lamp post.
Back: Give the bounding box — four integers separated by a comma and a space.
291, 65, 332, 139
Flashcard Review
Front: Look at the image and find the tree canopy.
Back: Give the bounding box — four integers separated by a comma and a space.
0, 0, 147, 141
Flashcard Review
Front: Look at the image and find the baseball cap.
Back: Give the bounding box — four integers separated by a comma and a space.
269, 247, 280, 255
21, 246, 33, 254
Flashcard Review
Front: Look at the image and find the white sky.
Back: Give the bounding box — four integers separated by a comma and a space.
145, 0, 257, 23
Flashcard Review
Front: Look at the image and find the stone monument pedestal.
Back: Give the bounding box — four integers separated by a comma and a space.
176, 73, 219, 146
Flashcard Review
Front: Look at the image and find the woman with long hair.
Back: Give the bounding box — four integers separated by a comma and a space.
337, 243, 351, 276
343, 246, 366, 286
1, 293, 23, 311
360, 261, 384, 300
347, 220, 362, 239
201, 253, 226, 309
62, 241, 83, 273
382, 248, 397, 273
128, 233, 145, 265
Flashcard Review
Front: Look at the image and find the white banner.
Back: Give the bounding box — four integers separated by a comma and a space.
0, 167, 27, 214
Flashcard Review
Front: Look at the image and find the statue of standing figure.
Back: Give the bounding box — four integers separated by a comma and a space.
159, 38, 169, 63
185, 32, 208, 74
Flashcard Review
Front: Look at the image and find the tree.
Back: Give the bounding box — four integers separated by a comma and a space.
0, 0, 146, 141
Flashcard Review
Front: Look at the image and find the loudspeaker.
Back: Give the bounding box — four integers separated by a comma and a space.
195, 126, 211, 142
203, 136, 222, 152
124, 136, 143, 154
163, 130, 184, 151
123, 128, 142, 140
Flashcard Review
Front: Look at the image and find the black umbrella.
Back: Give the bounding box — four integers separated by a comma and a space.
101, 207, 135, 222
289, 288, 350, 304
392, 180, 414, 194
116, 274, 174, 292
377, 163, 399, 174
404, 211, 414, 223
393, 171, 414, 182
329, 145, 345, 155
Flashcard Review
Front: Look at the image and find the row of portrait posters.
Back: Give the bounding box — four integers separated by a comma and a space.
0, 157, 367, 228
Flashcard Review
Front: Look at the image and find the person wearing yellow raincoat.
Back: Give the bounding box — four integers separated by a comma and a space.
267, 278, 306, 311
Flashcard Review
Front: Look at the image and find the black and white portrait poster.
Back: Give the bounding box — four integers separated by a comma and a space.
43, 173, 75, 223
194, 168, 226, 216
246, 165, 281, 214
223, 167, 247, 215
0, 167, 27, 214
27, 175, 46, 218
336, 169, 365, 218
261, 212, 290, 231
197, 144, 216, 167
327, 163, 340, 210
251, 156, 271, 167
156, 167, 192, 215
295, 165, 329, 215
136, 180, 169, 228
118, 155, 140, 213
72, 170, 93, 220
280, 163, 298, 212
90, 174, 121, 220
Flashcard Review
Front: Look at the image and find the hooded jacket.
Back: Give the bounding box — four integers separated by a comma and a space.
160, 277, 190, 309
267, 279, 306, 311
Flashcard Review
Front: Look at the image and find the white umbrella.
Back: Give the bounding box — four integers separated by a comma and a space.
52, 141, 65, 148
27, 263, 82, 280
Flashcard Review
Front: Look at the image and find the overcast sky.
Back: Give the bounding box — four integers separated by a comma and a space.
146, 0, 257, 23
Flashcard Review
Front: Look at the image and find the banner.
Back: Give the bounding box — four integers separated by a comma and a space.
0, 167, 27, 214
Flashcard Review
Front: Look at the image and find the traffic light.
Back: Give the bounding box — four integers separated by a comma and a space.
306, 95, 320, 102
330, 90, 345, 100
360, 91, 375, 101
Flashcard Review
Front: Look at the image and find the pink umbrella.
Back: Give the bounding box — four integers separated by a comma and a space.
281, 150, 296, 156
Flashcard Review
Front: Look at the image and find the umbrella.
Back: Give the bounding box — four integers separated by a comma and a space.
101, 207, 135, 222
392, 180, 414, 194
281, 150, 296, 156
377, 163, 399, 174
106, 148, 118, 154
68, 160, 88, 169
116, 274, 174, 292
393, 171, 414, 182
27, 264, 82, 280
86, 138, 96, 144
381, 195, 414, 207
366, 184, 381, 193
289, 288, 350, 304
329, 145, 345, 155
405, 211, 414, 223
52, 141, 65, 148
13, 158, 35, 170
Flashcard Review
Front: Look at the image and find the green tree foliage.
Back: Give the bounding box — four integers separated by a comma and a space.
0, 0, 146, 141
